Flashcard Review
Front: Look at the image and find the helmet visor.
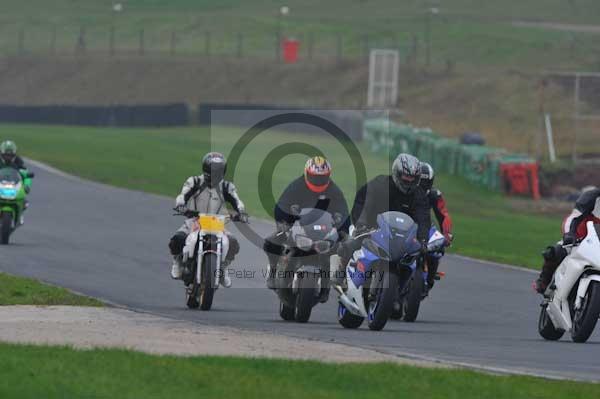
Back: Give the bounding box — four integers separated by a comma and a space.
305, 173, 330, 192
208, 163, 225, 183
398, 174, 419, 193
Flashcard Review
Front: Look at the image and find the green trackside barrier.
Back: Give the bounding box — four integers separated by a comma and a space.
362, 119, 536, 192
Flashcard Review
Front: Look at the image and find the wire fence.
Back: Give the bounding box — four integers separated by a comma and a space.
2, 25, 423, 64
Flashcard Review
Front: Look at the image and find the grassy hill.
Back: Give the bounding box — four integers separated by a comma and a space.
1, 0, 599, 69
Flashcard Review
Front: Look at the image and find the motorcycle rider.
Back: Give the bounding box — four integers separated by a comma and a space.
534, 186, 600, 294
264, 156, 350, 294
0, 140, 33, 225
169, 152, 248, 287
340, 153, 431, 270
420, 162, 453, 288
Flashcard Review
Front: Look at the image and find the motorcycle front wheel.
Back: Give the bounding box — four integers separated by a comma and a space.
337, 303, 364, 329
1, 211, 12, 245
295, 273, 317, 323
403, 266, 424, 322
199, 252, 218, 311
537, 304, 564, 341
367, 271, 398, 331
571, 281, 600, 343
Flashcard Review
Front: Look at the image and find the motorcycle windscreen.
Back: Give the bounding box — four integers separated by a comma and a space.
372, 211, 420, 262
0, 168, 21, 185
297, 208, 335, 241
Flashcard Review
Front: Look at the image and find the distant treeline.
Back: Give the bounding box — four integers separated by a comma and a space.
0, 104, 189, 127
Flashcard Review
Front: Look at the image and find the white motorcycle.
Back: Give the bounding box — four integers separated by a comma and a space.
538, 221, 600, 343
174, 209, 245, 311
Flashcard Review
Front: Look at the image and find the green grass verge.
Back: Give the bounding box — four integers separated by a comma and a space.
2, 124, 557, 269
0, 343, 598, 399
0, 272, 102, 306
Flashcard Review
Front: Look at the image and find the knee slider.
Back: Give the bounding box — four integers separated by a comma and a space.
228, 236, 240, 257
169, 232, 187, 255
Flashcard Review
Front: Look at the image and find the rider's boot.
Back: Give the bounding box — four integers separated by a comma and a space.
318, 286, 330, 303
329, 254, 344, 286
219, 260, 232, 288
266, 254, 278, 290
170, 255, 184, 280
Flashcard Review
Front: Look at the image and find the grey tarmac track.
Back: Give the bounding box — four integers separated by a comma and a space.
0, 162, 599, 382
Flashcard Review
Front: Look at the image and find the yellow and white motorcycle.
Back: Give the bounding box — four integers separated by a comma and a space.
174, 209, 244, 310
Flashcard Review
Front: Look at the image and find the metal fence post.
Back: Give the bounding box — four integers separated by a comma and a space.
139, 28, 145, 55
50, 26, 57, 55
336, 34, 343, 63
18, 29, 25, 55
236, 32, 243, 58
205, 31, 211, 57
170, 30, 176, 55
362, 34, 370, 59
76, 26, 86, 54
109, 25, 115, 56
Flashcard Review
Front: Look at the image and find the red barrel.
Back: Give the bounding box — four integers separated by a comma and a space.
282, 38, 299, 63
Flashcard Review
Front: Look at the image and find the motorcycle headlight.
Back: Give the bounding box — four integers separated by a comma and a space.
295, 235, 313, 251
0, 187, 17, 199
314, 240, 332, 254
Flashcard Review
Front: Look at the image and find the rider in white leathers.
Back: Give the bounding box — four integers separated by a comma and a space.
168, 152, 248, 287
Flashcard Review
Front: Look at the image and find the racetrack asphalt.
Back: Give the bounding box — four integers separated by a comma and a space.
0, 162, 598, 381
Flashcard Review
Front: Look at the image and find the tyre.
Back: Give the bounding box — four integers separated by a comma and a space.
337, 303, 364, 329
294, 274, 317, 323
279, 301, 295, 321
186, 285, 199, 309
199, 252, 217, 311
538, 304, 564, 341
367, 271, 398, 331
571, 281, 600, 343
1, 212, 12, 245
390, 300, 403, 320
403, 267, 424, 322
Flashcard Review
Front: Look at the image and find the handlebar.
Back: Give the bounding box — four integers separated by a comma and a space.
172, 208, 249, 223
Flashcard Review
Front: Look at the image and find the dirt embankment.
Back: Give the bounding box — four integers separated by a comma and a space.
0, 55, 578, 156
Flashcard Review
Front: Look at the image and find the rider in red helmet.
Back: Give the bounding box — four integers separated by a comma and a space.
264, 156, 350, 297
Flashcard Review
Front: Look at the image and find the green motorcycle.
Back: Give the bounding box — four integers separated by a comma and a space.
0, 167, 33, 244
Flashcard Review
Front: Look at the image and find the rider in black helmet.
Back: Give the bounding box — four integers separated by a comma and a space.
339, 154, 431, 268
168, 152, 248, 287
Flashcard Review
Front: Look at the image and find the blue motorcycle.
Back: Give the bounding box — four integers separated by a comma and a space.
336, 211, 434, 331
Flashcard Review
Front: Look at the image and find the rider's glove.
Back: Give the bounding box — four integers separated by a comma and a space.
352, 224, 369, 238
444, 232, 453, 247
562, 232, 575, 246
420, 240, 428, 256
174, 204, 187, 214
237, 212, 249, 223
276, 221, 292, 234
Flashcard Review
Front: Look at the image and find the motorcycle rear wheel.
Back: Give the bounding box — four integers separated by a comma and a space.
571, 281, 600, 343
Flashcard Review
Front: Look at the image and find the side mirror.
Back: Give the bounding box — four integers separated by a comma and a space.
26, 172, 35, 178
